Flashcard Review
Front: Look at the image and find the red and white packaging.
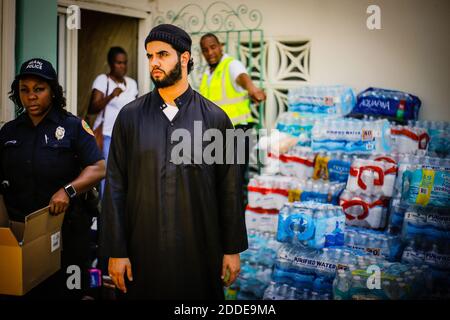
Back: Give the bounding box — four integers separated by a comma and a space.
245, 206, 279, 233
339, 189, 389, 230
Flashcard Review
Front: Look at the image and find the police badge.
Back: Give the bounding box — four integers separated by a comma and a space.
55, 126, 65, 140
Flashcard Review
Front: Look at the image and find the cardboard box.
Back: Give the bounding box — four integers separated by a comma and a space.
0, 196, 65, 296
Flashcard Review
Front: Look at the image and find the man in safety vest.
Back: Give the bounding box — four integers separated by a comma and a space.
199, 33, 266, 207
199, 33, 266, 127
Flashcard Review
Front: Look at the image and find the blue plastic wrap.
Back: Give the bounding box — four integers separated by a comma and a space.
352, 87, 421, 122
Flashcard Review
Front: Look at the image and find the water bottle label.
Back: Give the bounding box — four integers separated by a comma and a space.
402, 249, 424, 263
362, 129, 374, 141
405, 211, 426, 225
405, 168, 450, 207
293, 255, 338, 274
328, 160, 351, 182
288, 189, 302, 202
245, 208, 279, 233
427, 213, 450, 230
337, 264, 350, 271
366, 247, 381, 256
313, 155, 330, 180
354, 88, 421, 121
425, 252, 450, 270
315, 260, 337, 273
348, 244, 366, 252
415, 169, 435, 206
292, 256, 315, 269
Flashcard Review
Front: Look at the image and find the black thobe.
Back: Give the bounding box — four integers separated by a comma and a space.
99, 86, 248, 300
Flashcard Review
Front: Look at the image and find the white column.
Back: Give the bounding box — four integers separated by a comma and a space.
1, 0, 16, 124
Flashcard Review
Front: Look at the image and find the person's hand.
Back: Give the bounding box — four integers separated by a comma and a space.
248, 86, 266, 104
111, 87, 123, 98
49, 188, 70, 215
222, 254, 241, 287
108, 257, 133, 293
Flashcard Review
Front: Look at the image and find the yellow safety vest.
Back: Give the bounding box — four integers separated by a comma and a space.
199, 56, 255, 126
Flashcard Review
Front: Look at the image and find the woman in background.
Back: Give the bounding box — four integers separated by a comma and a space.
89, 47, 138, 196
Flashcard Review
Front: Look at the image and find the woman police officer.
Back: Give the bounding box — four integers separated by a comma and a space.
0, 58, 105, 299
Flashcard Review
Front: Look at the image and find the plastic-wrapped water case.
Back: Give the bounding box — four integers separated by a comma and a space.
401, 164, 450, 208
339, 190, 390, 230
408, 120, 450, 158
287, 85, 356, 117
276, 202, 346, 249
351, 87, 421, 122
311, 118, 392, 154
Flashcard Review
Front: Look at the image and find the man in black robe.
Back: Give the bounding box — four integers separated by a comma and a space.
99, 24, 248, 300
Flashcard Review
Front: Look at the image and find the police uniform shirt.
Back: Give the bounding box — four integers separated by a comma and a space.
0, 107, 103, 221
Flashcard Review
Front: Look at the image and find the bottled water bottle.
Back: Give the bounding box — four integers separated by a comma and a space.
273, 244, 295, 283
276, 283, 290, 300
333, 270, 350, 300
359, 234, 369, 249
402, 240, 423, 265
340, 251, 352, 266
357, 259, 368, 271
300, 288, 310, 300
380, 237, 390, 257
286, 286, 298, 300
321, 293, 331, 300
263, 281, 277, 300
334, 248, 343, 261
349, 275, 366, 299
310, 291, 320, 300
382, 280, 393, 299
322, 247, 331, 260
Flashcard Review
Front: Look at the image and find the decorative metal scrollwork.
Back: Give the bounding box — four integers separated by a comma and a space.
153, 1, 263, 33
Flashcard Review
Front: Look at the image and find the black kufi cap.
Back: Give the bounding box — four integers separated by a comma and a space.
145, 24, 192, 53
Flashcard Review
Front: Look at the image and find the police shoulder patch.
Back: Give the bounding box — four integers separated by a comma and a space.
82, 120, 94, 136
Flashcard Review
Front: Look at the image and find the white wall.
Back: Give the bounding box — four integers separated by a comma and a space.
153, 0, 450, 121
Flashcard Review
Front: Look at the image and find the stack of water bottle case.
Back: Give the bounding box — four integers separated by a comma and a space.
225, 86, 450, 300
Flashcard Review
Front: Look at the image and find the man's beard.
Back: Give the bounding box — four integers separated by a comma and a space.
151, 60, 182, 88
208, 61, 219, 69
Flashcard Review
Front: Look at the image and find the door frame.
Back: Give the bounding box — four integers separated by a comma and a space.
1, 0, 16, 125
57, 0, 152, 115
